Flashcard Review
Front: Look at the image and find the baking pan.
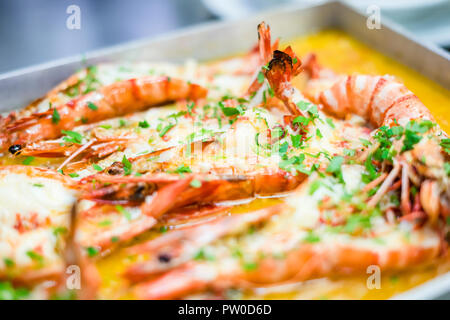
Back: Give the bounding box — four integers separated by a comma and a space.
0, 0, 448, 299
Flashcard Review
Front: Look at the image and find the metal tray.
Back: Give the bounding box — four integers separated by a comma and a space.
0, 0, 448, 299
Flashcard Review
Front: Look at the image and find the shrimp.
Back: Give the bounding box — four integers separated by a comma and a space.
302, 55, 449, 226
130, 168, 443, 299
83, 106, 309, 198
0, 67, 94, 135
124, 203, 284, 282
75, 175, 198, 252
81, 171, 299, 206
0, 76, 207, 152
75, 173, 286, 252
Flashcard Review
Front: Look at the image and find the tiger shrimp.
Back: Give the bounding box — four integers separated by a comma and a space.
128, 167, 444, 299
302, 55, 449, 227
75, 172, 288, 253
1, 76, 207, 152
123, 203, 284, 282
84, 112, 308, 199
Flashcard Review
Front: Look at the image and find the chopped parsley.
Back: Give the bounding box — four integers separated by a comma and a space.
98, 220, 112, 227
343, 214, 372, 234
326, 156, 344, 182
219, 102, 241, 117
122, 155, 132, 175
316, 128, 323, 139
92, 164, 103, 172
52, 107, 60, 124
343, 148, 356, 157
187, 102, 195, 115
359, 138, 372, 148
26, 250, 44, 265
159, 124, 175, 137
61, 130, 84, 144
87, 102, 98, 111
119, 119, 127, 127
138, 120, 150, 128
257, 71, 264, 84
309, 179, 323, 195
193, 248, 215, 261
3, 258, 14, 268
293, 116, 310, 127
86, 247, 99, 257
291, 134, 302, 148
296, 101, 314, 111
362, 154, 379, 183
0, 281, 30, 300
445, 162, 450, 176
401, 120, 434, 152
242, 261, 258, 271
115, 205, 132, 221
22, 156, 34, 165
326, 118, 335, 128
172, 165, 192, 174
53, 226, 68, 237
303, 230, 321, 243
440, 138, 450, 154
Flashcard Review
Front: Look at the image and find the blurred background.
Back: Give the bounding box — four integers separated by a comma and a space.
0, 0, 449, 73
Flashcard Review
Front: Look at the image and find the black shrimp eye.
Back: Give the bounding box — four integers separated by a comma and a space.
157, 253, 171, 263
8, 144, 22, 155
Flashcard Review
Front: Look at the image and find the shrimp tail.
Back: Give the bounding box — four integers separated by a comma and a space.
246, 22, 279, 96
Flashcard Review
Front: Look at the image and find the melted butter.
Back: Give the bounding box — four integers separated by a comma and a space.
0, 153, 63, 167
244, 258, 450, 300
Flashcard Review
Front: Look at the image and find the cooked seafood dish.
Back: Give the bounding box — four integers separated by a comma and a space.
0, 23, 448, 300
